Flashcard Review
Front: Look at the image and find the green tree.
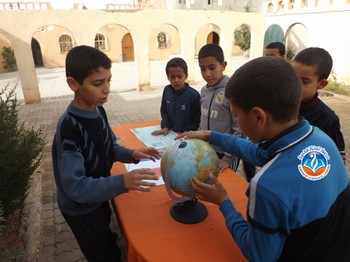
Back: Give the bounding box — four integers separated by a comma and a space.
1, 47, 17, 72
234, 24, 251, 53
0, 86, 45, 219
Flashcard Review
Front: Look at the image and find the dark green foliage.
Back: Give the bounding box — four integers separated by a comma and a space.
1, 47, 17, 72
234, 24, 251, 52
0, 86, 45, 219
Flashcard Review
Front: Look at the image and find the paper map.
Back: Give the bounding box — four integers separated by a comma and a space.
130, 125, 177, 150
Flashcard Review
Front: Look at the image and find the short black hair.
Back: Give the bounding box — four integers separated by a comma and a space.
225, 57, 302, 123
65, 45, 112, 84
198, 44, 224, 63
266, 42, 286, 56
165, 57, 188, 76
293, 47, 333, 81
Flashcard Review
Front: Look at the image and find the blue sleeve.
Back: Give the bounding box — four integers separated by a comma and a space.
209, 131, 267, 166
160, 87, 172, 129
60, 150, 128, 204
220, 195, 287, 261
185, 89, 201, 131
110, 126, 137, 163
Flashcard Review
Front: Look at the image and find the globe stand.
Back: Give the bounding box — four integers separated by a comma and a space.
169, 197, 208, 224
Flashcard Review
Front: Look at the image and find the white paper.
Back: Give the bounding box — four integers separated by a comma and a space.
130, 125, 178, 150
125, 159, 164, 186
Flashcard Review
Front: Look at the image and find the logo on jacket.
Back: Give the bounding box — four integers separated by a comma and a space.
181, 103, 186, 111
297, 146, 330, 181
215, 91, 225, 103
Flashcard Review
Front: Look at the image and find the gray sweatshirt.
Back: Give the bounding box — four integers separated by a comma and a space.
199, 75, 242, 170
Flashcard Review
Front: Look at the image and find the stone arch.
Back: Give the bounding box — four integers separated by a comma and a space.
97, 24, 138, 92
263, 24, 285, 54
149, 23, 180, 86
97, 24, 132, 63
32, 25, 76, 68
149, 23, 180, 61
285, 23, 308, 60
31, 38, 44, 67
195, 23, 220, 56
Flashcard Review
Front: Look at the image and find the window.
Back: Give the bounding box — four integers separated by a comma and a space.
95, 34, 107, 51
157, 32, 169, 48
59, 34, 73, 52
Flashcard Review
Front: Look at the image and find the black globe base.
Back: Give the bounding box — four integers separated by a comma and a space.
169, 198, 208, 224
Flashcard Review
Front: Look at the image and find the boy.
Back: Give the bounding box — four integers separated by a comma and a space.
292, 47, 346, 164
198, 43, 255, 179
52, 45, 160, 261
265, 41, 285, 58
179, 57, 350, 261
151, 57, 200, 136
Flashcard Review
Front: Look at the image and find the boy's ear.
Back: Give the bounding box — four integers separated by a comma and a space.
221, 61, 227, 70
251, 107, 267, 127
317, 79, 329, 90
66, 77, 79, 92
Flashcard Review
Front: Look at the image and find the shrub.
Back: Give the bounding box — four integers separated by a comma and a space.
1, 47, 17, 72
0, 86, 46, 219
325, 70, 350, 96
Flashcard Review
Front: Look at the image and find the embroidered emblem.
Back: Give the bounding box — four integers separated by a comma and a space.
215, 91, 225, 103
297, 146, 330, 181
181, 103, 186, 111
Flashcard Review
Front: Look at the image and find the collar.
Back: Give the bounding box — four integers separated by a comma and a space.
300, 93, 319, 111
259, 119, 313, 160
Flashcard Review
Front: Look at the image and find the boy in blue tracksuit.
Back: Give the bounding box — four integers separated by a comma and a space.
151, 57, 200, 136
179, 57, 350, 261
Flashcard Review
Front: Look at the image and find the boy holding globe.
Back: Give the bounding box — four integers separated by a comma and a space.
177, 57, 350, 261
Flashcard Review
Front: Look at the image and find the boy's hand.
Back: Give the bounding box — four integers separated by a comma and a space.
151, 127, 169, 136
190, 174, 229, 205
219, 159, 229, 172
175, 130, 211, 141
132, 147, 161, 162
124, 168, 159, 192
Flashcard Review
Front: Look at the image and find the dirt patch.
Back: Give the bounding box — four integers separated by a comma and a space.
0, 209, 26, 261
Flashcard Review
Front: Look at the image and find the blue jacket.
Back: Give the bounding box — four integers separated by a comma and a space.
160, 83, 201, 132
210, 120, 350, 261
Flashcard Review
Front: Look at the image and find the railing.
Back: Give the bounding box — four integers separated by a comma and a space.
0, 2, 52, 10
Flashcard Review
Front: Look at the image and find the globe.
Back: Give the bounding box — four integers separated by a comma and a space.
161, 138, 220, 198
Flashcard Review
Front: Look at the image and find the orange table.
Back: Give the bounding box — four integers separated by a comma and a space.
111, 120, 248, 262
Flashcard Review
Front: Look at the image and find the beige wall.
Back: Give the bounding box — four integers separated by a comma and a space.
0, 9, 265, 103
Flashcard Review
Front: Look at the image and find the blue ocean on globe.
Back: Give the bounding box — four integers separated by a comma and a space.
161, 138, 220, 197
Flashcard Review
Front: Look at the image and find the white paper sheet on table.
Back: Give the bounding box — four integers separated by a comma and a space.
130, 125, 177, 150
125, 159, 165, 186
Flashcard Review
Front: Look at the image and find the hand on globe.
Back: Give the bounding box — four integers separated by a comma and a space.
175, 130, 211, 141
190, 174, 229, 206
124, 168, 159, 192
132, 147, 161, 162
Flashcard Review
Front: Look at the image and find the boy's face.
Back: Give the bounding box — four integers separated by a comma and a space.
229, 101, 261, 143
167, 67, 188, 91
292, 62, 328, 103
265, 48, 284, 58
199, 56, 226, 86
67, 67, 112, 111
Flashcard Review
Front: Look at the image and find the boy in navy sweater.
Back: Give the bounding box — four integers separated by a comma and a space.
152, 57, 200, 136
292, 47, 346, 164
52, 45, 160, 261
